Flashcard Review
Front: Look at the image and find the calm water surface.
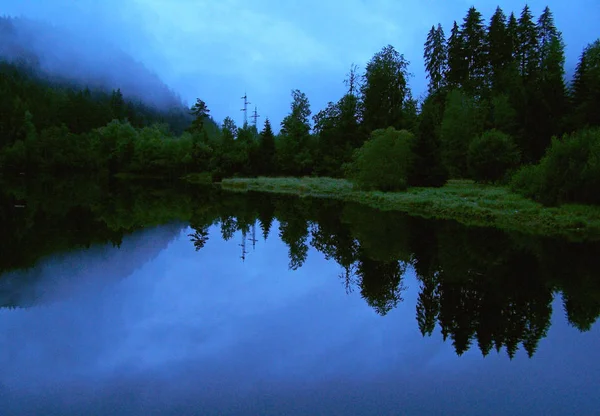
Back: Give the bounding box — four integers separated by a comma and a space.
0, 178, 599, 415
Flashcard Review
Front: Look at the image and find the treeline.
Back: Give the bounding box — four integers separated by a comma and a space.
2, 178, 598, 357
210, 5, 600, 204
1, 5, 599, 205
0, 58, 218, 174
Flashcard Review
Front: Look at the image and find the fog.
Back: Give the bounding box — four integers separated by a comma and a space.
0, 16, 186, 110
1, 0, 598, 130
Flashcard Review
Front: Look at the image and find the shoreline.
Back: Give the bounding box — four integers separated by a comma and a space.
219, 177, 600, 242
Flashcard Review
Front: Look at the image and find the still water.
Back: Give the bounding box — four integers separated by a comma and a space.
0, 178, 599, 415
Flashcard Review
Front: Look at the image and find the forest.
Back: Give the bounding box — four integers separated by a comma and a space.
0, 6, 599, 206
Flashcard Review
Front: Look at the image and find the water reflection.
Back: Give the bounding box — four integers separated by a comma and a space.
1, 178, 600, 415
1, 177, 600, 362
182, 191, 600, 359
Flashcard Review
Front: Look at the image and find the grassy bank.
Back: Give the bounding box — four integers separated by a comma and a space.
220, 177, 600, 241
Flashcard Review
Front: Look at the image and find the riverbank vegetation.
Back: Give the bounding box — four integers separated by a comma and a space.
221, 177, 600, 241
1, 7, 599, 213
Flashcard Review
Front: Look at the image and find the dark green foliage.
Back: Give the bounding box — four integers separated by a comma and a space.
535, 7, 568, 159
402, 93, 420, 134
277, 89, 313, 176
571, 39, 600, 129
424, 24, 447, 94
346, 127, 414, 191
361, 45, 411, 133
511, 128, 600, 205
537, 6, 559, 63
468, 129, 520, 183
0, 7, 598, 196
210, 118, 249, 180
312, 93, 362, 177
0, 57, 218, 175
313, 101, 342, 176
189, 98, 210, 133
517, 5, 540, 80
460, 7, 487, 96
486, 7, 512, 92
221, 116, 237, 143
490, 94, 518, 135
446, 21, 467, 89
256, 118, 276, 175
237, 124, 259, 175
409, 93, 448, 187
110, 89, 127, 121
506, 12, 519, 55
440, 89, 484, 177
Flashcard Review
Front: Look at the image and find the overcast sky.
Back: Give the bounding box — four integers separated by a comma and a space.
2, 0, 599, 130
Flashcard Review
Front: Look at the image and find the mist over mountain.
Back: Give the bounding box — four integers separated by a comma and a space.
0, 15, 187, 111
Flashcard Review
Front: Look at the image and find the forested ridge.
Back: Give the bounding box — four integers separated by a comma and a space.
1, 6, 599, 205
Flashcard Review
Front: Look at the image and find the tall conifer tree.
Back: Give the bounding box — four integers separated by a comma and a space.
446, 21, 466, 89
517, 5, 540, 80
424, 24, 448, 94
486, 7, 511, 93
460, 7, 487, 96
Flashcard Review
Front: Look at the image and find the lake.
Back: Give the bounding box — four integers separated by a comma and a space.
1, 177, 599, 415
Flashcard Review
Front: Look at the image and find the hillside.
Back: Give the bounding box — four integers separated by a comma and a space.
0, 16, 185, 110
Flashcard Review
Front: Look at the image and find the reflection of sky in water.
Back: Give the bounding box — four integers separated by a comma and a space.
0, 223, 599, 415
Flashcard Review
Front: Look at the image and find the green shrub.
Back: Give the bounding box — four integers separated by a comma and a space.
510, 128, 600, 205
346, 127, 415, 191
510, 164, 543, 200
468, 129, 520, 183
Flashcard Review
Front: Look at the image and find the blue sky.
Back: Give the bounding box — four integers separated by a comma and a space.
2, 0, 599, 130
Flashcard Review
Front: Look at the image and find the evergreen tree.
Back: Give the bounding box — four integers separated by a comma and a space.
506, 12, 519, 60
424, 24, 448, 94
536, 6, 567, 156
110, 88, 126, 121
446, 21, 467, 89
460, 6, 487, 96
257, 118, 276, 175
189, 98, 210, 133
538, 6, 558, 62
361, 45, 411, 133
571, 39, 600, 128
512, 5, 543, 162
501, 12, 526, 148
517, 5, 540, 80
572, 49, 587, 110
486, 7, 511, 93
